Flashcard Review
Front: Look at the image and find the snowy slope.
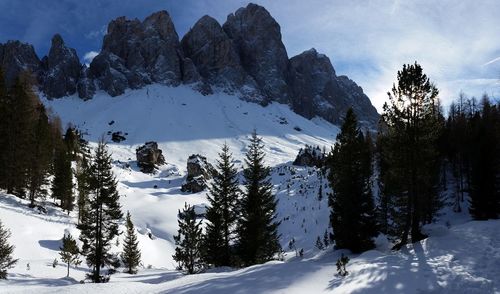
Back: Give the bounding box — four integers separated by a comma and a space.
1, 84, 498, 293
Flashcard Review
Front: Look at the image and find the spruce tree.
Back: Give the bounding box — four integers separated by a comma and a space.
237, 131, 281, 266
379, 62, 443, 249
76, 137, 92, 224
27, 104, 53, 207
59, 232, 81, 277
52, 143, 74, 213
203, 143, 240, 267
121, 211, 141, 274
78, 139, 122, 282
173, 203, 204, 274
328, 109, 377, 253
0, 218, 17, 279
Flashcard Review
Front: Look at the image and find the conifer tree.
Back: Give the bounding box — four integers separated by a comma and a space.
378, 62, 443, 248
121, 211, 141, 274
237, 131, 281, 266
78, 139, 122, 282
173, 203, 204, 274
203, 143, 240, 267
0, 218, 17, 279
27, 104, 53, 207
59, 232, 81, 277
76, 137, 92, 224
328, 109, 377, 253
52, 144, 74, 213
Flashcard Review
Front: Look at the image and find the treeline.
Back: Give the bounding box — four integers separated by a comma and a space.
173, 131, 281, 273
327, 62, 500, 254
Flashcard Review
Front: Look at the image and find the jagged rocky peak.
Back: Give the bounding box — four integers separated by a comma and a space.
90, 10, 183, 97
181, 15, 261, 101
42, 34, 81, 98
223, 3, 290, 103
0, 40, 41, 86
289, 48, 379, 126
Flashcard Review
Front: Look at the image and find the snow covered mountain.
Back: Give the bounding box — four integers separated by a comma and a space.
0, 3, 379, 127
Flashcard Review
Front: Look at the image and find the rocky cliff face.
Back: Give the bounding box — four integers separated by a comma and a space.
0, 3, 379, 127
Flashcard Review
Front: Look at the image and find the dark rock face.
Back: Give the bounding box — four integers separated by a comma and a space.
223, 3, 290, 103
182, 15, 261, 101
90, 10, 183, 96
293, 145, 325, 167
290, 48, 379, 127
42, 34, 81, 98
181, 154, 214, 193
77, 66, 96, 100
0, 41, 41, 86
136, 142, 165, 173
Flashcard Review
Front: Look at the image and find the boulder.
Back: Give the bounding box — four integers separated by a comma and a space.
181, 154, 214, 193
293, 145, 324, 167
136, 141, 165, 173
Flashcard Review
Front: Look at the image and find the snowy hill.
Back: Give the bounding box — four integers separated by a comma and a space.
1, 84, 499, 293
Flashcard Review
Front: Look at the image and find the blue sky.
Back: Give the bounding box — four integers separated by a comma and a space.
1, 0, 499, 110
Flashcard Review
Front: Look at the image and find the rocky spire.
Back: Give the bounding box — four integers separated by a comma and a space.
223, 3, 290, 103
42, 34, 81, 98
0, 41, 41, 87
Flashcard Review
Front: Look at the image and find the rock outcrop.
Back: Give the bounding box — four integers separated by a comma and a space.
293, 145, 325, 167
41, 34, 81, 98
0, 41, 41, 86
223, 3, 290, 104
136, 141, 165, 173
181, 154, 214, 193
289, 48, 378, 126
181, 15, 261, 101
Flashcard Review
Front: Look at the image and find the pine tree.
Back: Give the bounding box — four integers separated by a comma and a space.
173, 203, 204, 274
203, 143, 240, 267
52, 143, 74, 213
237, 130, 281, 266
0, 218, 17, 279
78, 139, 122, 282
315, 236, 324, 250
76, 136, 92, 224
59, 232, 81, 278
328, 109, 377, 253
121, 211, 141, 274
379, 62, 443, 249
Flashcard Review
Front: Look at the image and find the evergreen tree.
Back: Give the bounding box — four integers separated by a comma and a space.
76, 136, 92, 224
52, 144, 74, 213
469, 97, 500, 219
59, 232, 81, 277
173, 203, 204, 274
121, 211, 141, 274
78, 139, 122, 282
328, 109, 377, 253
378, 62, 443, 249
27, 104, 53, 207
203, 143, 240, 267
0, 218, 17, 279
237, 131, 281, 266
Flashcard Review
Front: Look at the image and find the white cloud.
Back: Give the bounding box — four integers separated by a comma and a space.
83, 51, 99, 65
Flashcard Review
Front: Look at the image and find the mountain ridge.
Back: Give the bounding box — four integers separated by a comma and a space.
0, 3, 379, 127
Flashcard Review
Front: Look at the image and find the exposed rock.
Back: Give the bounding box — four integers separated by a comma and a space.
77, 66, 96, 100
293, 145, 325, 167
41, 34, 81, 98
181, 154, 214, 193
0, 41, 41, 86
111, 131, 126, 143
290, 48, 379, 127
90, 10, 182, 96
136, 141, 165, 173
223, 3, 290, 103
182, 15, 261, 101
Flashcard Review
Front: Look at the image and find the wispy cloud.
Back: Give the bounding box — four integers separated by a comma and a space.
83, 51, 99, 66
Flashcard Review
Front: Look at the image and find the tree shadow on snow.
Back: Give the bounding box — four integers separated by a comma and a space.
38, 239, 62, 251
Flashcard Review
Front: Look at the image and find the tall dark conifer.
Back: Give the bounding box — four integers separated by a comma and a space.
0, 218, 17, 279
328, 108, 377, 253
52, 143, 74, 213
237, 131, 281, 266
379, 62, 443, 249
78, 139, 122, 282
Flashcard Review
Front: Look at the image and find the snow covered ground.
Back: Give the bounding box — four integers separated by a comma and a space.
1, 85, 499, 293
